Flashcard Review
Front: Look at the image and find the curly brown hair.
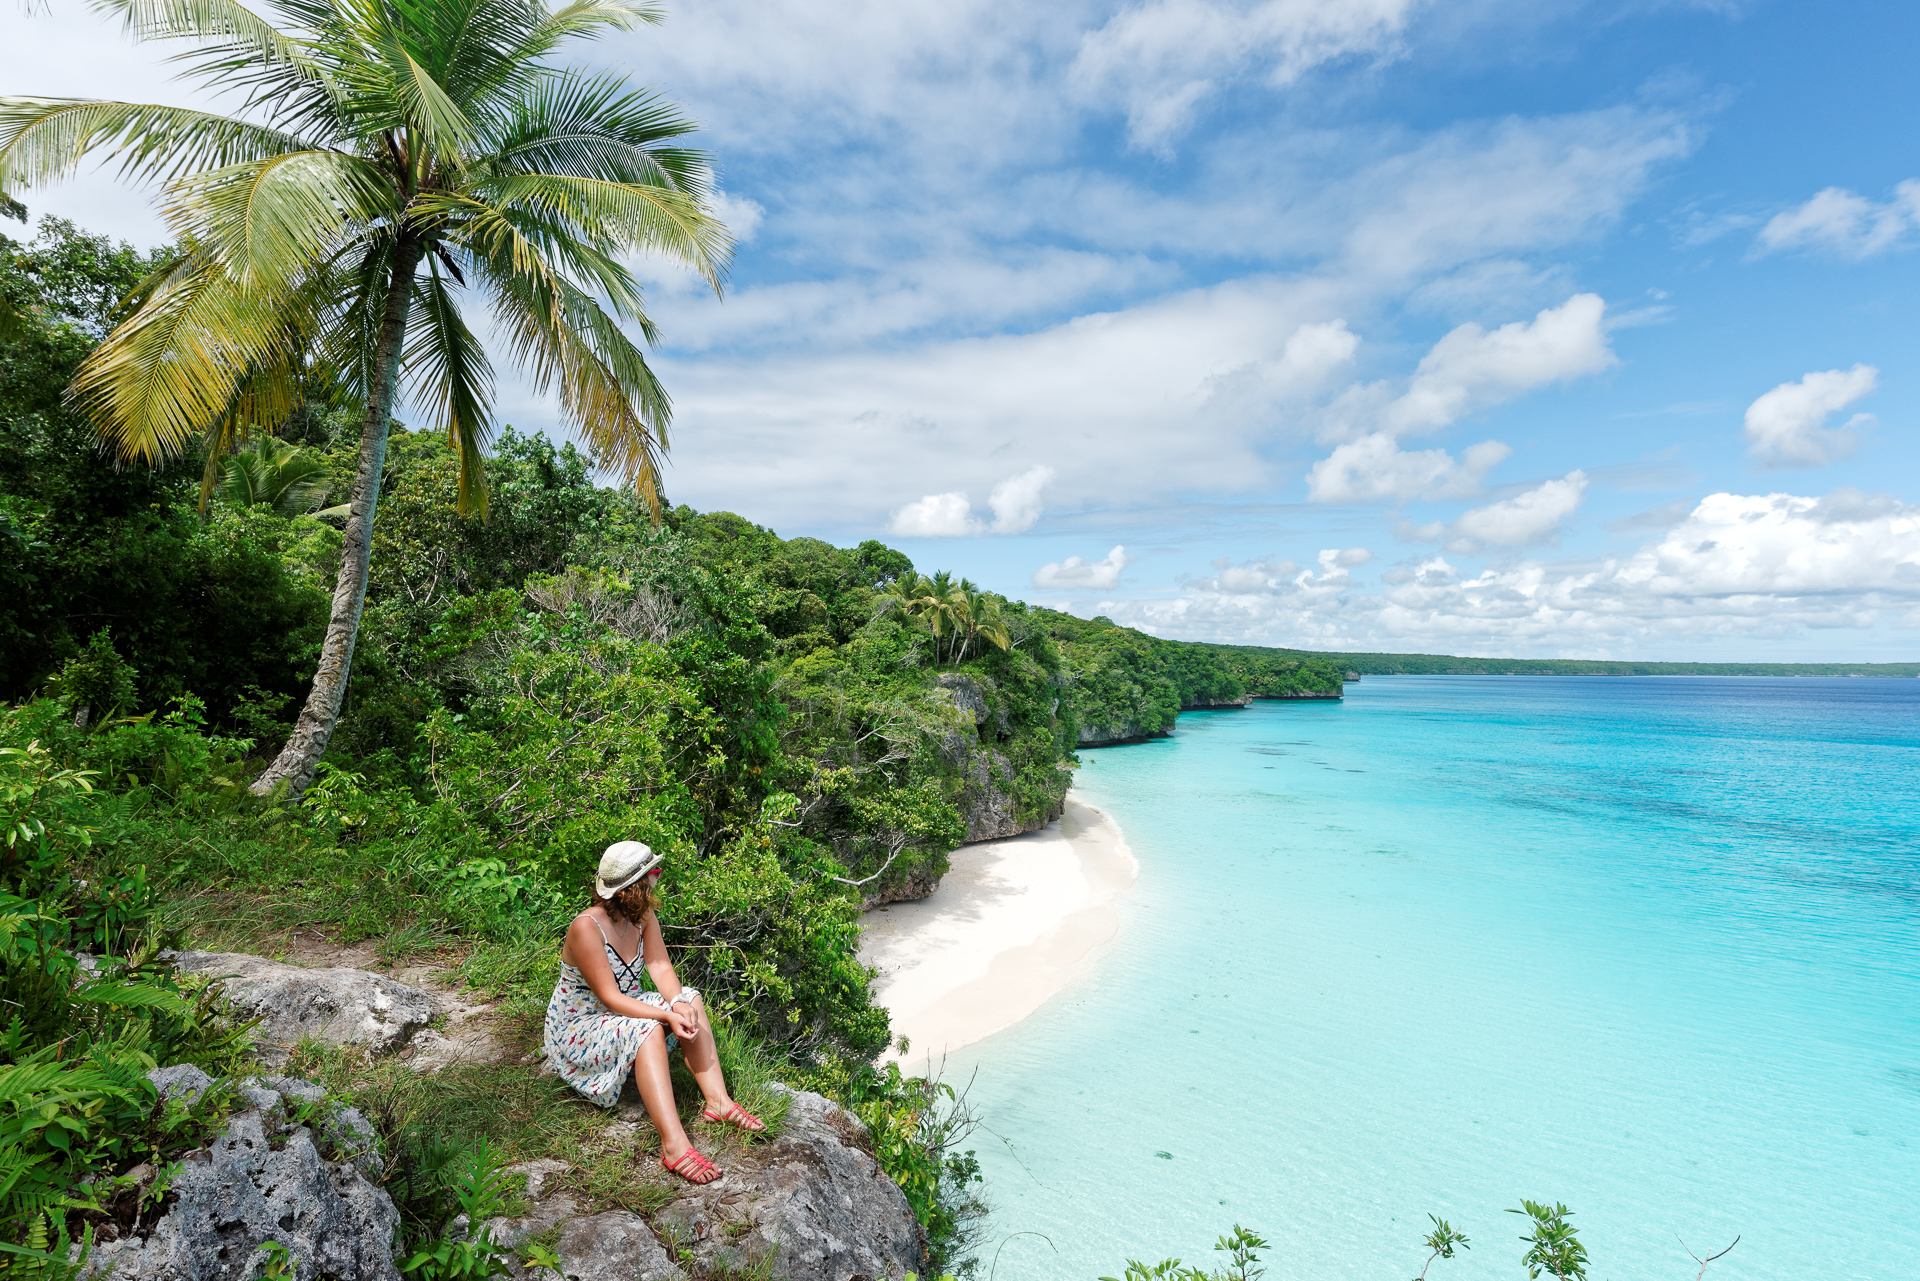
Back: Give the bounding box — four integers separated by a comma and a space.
592, 877, 659, 924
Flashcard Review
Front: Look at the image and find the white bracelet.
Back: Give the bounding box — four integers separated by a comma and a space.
668, 989, 700, 1007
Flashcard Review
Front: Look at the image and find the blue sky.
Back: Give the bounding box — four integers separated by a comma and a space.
7, 0, 1920, 659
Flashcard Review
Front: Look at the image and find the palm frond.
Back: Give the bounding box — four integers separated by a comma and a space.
434, 195, 652, 324
476, 251, 668, 515
0, 99, 312, 195
313, 234, 396, 406
69, 248, 310, 463
394, 46, 476, 155
479, 172, 728, 288
508, 0, 661, 65
418, 0, 569, 121
217, 435, 334, 514
162, 149, 394, 283
405, 257, 496, 516
90, 0, 313, 65
192, 333, 327, 509
483, 72, 706, 185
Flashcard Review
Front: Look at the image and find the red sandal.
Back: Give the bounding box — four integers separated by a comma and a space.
662, 1146, 723, 1184
701, 1101, 766, 1133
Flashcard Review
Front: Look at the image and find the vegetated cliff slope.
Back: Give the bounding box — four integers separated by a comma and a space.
673, 512, 1076, 903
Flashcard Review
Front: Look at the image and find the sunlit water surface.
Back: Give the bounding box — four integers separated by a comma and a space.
947, 677, 1920, 1280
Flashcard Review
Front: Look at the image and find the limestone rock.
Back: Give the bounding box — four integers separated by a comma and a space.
148, 1063, 214, 1106
934, 673, 988, 725
171, 950, 439, 1066
955, 745, 1064, 844
1075, 719, 1167, 747
931, 693, 1067, 847
1177, 694, 1252, 711
481, 1161, 578, 1254
855, 675, 1066, 908
88, 1076, 399, 1281
860, 860, 943, 909
550, 1212, 686, 1281
656, 1086, 924, 1281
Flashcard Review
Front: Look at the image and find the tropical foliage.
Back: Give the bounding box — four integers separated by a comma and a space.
215, 435, 341, 518
0, 729, 253, 1271
0, 0, 731, 796
879, 572, 1013, 668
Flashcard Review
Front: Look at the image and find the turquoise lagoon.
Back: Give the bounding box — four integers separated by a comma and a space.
949, 677, 1920, 1279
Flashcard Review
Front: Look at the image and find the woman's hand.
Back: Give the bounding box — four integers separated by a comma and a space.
664, 1006, 699, 1040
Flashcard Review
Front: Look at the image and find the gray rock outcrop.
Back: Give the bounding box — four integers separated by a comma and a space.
88, 1072, 398, 1281
952, 745, 1065, 844
483, 1088, 923, 1281
1075, 719, 1169, 747
935, 672, 991, 727
655, 1086, 924, 1281
549, 1212, 687, 1281
1178, 694, 1252, 710
171, 951, 439, 1066
860, 860, 944, 909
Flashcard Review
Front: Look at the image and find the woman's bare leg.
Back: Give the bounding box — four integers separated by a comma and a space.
630, 1028, 695, 1163
676, 997, 759, 1127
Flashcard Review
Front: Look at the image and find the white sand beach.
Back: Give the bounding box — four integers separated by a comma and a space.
858, 798, 1135, 1072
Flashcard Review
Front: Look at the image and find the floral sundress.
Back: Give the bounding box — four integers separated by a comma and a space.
542, 918, 696, 1108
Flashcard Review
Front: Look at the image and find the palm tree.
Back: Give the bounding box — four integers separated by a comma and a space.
875, 571, 1010, 667
216, 434, 340, 516
0, 0, 729, 796
951, 580, 1011, 666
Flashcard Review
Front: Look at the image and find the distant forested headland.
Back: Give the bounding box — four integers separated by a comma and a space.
1284, 651, 1920, 677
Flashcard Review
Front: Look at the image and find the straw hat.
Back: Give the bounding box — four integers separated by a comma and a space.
595, 841, 662, 897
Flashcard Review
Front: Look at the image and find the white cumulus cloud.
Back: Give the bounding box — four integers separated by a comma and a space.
888, 491, 979, 537
1194, 556, 1303, 592
1034, 545, 1131, 589
1743, 365, 1877, 468
986, 465, 1056, 534
1385, 293, 1615, 433
1754, 181, 1920, 259
1413, 470, 1589, 551
1097, 488, 1920, 654
1301, 547, 1373, 585
889, 465, 1055, 536
1307, 434, 1511, 503
1302, 295, 1615, 509
1613, 489, 1920, 599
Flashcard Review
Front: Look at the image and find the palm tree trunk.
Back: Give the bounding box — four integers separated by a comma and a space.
251, 236, 425, 797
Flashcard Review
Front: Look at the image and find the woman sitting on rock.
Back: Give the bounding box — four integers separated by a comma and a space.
544, 841, 765, 1184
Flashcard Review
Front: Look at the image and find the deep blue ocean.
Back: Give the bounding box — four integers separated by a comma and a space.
948, 677, 1920, 1280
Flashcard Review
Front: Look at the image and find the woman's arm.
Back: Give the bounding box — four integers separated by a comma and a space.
641, 908, 681, 1001
566, 915, 694, 1036
640, 910, 702, 1037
